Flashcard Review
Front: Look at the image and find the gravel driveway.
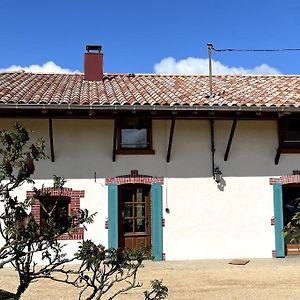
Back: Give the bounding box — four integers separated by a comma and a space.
1, 258, 300, 299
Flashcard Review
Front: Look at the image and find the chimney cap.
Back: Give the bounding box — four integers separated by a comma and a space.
86, 45, 102, 53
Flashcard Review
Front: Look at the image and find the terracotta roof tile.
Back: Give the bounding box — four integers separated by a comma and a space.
0, 72, 300, 109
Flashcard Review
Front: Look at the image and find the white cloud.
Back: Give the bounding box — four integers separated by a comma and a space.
0, 61, 80, 74
154, 57, 281, 75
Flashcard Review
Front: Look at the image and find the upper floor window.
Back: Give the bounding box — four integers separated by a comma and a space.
116, 118, 155, 154
279, 118, 300, 151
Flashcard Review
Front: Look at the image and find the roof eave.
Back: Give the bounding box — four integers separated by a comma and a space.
0, 103, 299, 113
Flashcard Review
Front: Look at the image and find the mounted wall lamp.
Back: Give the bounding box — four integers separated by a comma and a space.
214, 166, 223, 184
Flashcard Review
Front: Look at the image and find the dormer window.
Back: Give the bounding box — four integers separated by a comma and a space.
116, 118, 155, 154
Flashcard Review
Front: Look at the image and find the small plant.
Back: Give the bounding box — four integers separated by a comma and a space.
48, 241, 145, 300
53, 175, 67, 189
283, 210, 300, 251
144, 279, 168, 300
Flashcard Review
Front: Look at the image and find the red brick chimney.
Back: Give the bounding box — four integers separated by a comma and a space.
84, 45, 103, 81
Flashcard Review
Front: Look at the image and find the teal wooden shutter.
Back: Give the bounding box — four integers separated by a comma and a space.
151, 183, 163, 261
108, 183, 118, 249
273, 184, 285, 257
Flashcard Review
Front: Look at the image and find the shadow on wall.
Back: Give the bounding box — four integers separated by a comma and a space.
0, 118, 299, 180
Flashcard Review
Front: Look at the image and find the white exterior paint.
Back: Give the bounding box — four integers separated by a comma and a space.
1, 118, 299, 261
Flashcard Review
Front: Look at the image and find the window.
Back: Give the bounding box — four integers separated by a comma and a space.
283, 185, 300, 226
40, 196, 71, 232
122, 187, 149, 234
116, 118, 155, 154
29, 187, 85, 240
279, 118, 300, 152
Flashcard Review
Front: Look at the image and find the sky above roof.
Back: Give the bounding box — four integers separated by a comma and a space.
1, 0, 300, 75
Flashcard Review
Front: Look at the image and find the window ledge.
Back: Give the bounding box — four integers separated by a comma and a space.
116, 149, 155, 155
281, 148, 300, 153
57, 227, 84, 240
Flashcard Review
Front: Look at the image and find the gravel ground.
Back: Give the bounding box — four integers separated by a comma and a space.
1, 258, 300, 299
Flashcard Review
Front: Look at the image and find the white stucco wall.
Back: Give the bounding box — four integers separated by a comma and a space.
0, 118, 299, 261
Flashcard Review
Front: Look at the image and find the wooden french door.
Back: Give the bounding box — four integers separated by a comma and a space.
283, 184, 300, 255
118, 184, 151, 251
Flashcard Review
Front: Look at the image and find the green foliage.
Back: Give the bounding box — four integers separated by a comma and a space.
49, 241, 145, 300
76, 240, 144, 271
53, 175, 67, 189
144, 279, 168, 300
0, 122, 46, 184
283, 210, 300, 245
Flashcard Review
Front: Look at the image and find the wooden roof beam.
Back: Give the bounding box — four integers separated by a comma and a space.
224, 119, 237, 161
275, 118, 289, 165
48, 118, 55, 162
166, 118, 176, 163
275, 149, 281, 165
112, 119, 117, 162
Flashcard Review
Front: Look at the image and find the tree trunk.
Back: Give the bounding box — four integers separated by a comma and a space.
84, 288, 98, 300
14, 279, 30, 300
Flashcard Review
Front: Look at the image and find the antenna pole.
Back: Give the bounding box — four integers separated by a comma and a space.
207, 43, 213, 97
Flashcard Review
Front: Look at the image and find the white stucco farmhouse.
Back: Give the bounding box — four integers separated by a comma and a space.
0, 45, 300, 260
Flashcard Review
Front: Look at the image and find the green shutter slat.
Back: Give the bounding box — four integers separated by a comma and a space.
108, 183, 118, 249
151, 183, 163, 261
273, 184, 285, 257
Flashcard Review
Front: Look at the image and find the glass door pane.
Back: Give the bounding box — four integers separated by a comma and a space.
124, 219, 133, 233
135, 218, 146, 232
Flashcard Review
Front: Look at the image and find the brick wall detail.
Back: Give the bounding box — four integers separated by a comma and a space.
105, 170, 164, 185
269, 174, 300, 185
27, 187, 85, 240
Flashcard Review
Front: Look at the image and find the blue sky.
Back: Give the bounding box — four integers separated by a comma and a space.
1, 0, 300, 74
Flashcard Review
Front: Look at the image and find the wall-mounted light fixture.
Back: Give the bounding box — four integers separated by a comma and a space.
214, 166, 223, 184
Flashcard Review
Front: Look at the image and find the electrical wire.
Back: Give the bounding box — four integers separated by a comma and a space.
212, 47, 300, 52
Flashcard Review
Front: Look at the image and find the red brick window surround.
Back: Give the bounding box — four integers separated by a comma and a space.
27, 187, 85, 240
269, 174, 300, 185
105, 170, 164, 185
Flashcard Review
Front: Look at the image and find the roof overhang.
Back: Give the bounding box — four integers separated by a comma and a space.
0, 103, 299, 120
